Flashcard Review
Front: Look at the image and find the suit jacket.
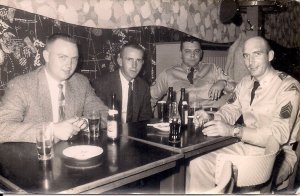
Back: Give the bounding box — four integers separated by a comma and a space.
0, 66, 108, 143
93, 70, 152, 122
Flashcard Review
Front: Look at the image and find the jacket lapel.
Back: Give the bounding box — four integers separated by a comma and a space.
65, 79, 77, 118
132, 78, 142, 121
37, 67, 53, 121
115, 71, 122, 112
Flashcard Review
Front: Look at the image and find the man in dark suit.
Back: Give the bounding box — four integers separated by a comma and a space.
93, 42, 152, 123
0, 33, 108, 143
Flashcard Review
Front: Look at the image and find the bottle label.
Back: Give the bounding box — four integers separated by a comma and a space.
184, 110, 188, 124
108, 109, 118, 115
107, 120, 118, 139
182, 101, 188, 105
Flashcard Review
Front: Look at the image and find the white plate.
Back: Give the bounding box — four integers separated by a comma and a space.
152, 122, 170, 132
63, 145, 103, 160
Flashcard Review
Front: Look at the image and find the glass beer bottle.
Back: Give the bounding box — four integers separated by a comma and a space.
169, 102, 181, 143
166, 87, 173, 120
107, 93, 118, 141
178, 88, 188, 127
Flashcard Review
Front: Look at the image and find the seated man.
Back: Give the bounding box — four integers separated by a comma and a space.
187, 36, 300, 193
151, 36, 236, 109
0, 33, 108, 143
93, 42, 152, 123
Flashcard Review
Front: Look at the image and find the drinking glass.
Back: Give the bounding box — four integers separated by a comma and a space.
36, 124, 54, 161
86, 110, 101, 138
157, 101, 167, 122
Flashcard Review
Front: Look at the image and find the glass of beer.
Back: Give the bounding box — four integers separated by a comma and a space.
157, 101, 167, 122
36, 124, 54, 161
86, 110, 101, 138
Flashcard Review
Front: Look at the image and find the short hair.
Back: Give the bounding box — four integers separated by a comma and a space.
180, 36, 202, 51
45, 33, 77, 49
120, 42, 145, 57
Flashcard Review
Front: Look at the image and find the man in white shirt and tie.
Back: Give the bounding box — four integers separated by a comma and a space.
93, 42, 152, 123
0, 33, 108, 143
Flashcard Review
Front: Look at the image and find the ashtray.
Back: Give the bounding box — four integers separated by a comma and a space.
62, 145, 103, 168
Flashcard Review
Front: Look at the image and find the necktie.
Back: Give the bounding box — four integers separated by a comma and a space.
187, 67, 195, 84
250, 81, 260, 105
126, 81, 133, 122
58, 84, 65, 122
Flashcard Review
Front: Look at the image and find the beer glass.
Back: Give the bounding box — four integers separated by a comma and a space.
36, 124, 54, 161
86, 110, 101, 138
157, 101, 167, 122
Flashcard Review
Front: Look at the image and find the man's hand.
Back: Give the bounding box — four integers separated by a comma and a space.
193, 110, 210, 128
208, 80, 226, 100
186, 87, 207, 104
202, 120, 233, 137
52, 117, 82, 141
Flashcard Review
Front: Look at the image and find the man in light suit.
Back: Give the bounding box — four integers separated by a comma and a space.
0, 33, 108, 143
93, 42, 152, 123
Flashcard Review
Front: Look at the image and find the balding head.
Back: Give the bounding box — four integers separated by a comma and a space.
244, 36, 271, 53
242, 36, 274, 81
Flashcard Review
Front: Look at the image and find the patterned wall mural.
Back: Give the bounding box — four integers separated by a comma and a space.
1, 0, 243, 43
0, 3, 235, 97
265, 1, 300, 48
0, 0, 299, 96
0, 5, 160, 96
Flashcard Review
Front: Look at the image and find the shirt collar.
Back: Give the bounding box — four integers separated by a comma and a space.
45, 69, 65, 86
253, 67, 277, 88
181, 63, 200, 73
119, 69, 134, 84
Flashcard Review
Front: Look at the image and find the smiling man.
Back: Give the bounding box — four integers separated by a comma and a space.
187, 36, 300, 193
93, 42, 152, 123
0, 33, 108, 143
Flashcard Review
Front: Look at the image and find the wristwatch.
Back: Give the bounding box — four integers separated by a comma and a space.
232, 125, 243, 138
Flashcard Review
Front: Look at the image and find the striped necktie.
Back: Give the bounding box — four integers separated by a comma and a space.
58, 83, 65, 122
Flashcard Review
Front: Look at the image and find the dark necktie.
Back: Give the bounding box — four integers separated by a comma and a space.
187, 67, 195, 84
58, 84, 65, 122
126, 81, 133, 122
250, 81, 260, 105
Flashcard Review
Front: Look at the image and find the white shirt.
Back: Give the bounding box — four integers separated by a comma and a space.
119, 70, 134, 123
45, 69, 65, 123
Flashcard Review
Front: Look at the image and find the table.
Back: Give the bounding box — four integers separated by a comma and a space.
124, 121, 239, 158
123, 121, 239, 193
0, 131, 182, 194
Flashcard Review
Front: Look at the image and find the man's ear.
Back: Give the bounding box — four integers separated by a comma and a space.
117, 53, 122, 66
43, 50, 49, 63
268, 50, 274, 62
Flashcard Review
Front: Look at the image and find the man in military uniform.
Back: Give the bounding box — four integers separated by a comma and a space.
186, 36, 300, 193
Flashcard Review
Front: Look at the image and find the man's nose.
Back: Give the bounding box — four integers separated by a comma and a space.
65, 59, 74, 68
131, 60, 138, 69
246, 55, 255, 65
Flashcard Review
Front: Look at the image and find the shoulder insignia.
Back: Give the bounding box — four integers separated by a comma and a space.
227, 92, 237, 104
278, 72, 288, 80
285, 83, 299, 92
280, 101, 293, 119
